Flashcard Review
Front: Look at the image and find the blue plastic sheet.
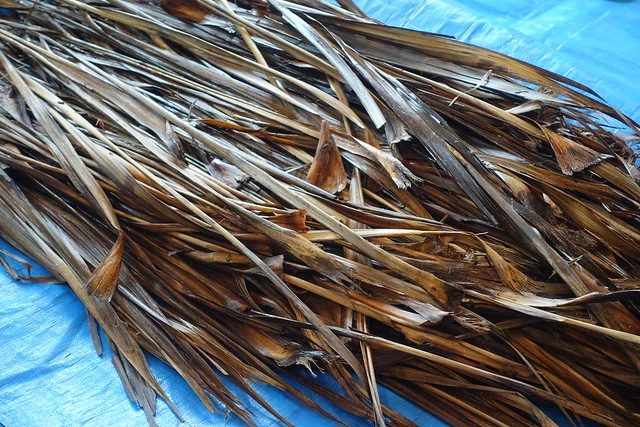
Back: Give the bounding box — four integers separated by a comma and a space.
1, 1, 639, 426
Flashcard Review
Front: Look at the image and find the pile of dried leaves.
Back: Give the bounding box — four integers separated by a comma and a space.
0, 0, 639, 425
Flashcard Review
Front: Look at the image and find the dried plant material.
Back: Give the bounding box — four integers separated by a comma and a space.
207, 158, 250, 189
85, 233, 126, 302
0, 1, 638, 426
160, 0, 208, 22
542, 126, 612, 175
0, 85, 22, 122
307, 122, 348, 194
269, 209, 311, 232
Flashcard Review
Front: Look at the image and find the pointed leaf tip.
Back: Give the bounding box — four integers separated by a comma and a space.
307, 122, 347, 194
86, 233, 126, 302
543, 127, 611, 175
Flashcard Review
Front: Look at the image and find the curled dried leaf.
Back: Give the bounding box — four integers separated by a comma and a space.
307, 121, 347, 194
542, 126, 611, 175
159, 0, 208, 22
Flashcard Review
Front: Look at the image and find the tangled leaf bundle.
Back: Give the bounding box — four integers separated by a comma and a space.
1, 0, 639, 425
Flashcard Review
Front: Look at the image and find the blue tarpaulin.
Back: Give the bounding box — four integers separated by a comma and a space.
1, 1, 639, 426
